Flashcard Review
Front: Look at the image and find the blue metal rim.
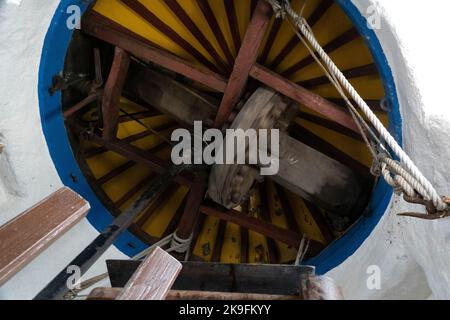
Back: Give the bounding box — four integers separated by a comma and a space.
38, 0, 401, 273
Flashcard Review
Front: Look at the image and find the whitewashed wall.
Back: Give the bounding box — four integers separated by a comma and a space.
0, 0, 449, 300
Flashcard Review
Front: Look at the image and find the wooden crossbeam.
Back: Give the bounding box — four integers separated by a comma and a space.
214, 0, 273, 128
0, 188, 90, 286
199, 204, 323, 254
249, 64, 359, 133
82, 11, 227, 92
84, 132, 194, 186
116, 247, 182, 300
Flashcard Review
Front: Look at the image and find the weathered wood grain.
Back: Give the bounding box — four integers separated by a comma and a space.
116, 247, 182, 300
0, 187, 90, 286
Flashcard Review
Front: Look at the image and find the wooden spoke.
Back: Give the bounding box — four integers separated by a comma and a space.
224, 0, 241, 53
114, 173, 156, 209
240, 201, 250, 263
302, 200, 334, 244
282, 28, 360, 77
196, 0, 235, 66
120, 0, 223, 74
176, 174, 206, 240
162, 196, 188, 238
84, 123, 175, 158
273, 184, 301, 235
298, 111, 363, 142
136, 184, 178, 227
211, 220, 227, 262
258, 183, 279, 263
96, 143, 169, 186
200, 203, 323, 254
164, 0, 230, 73
259, 18, 283, 64
327, 98, 383, 113
214, 0, 273, 128
289, 122, 372, 179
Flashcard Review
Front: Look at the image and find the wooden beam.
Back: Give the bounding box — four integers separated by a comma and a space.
298, 111, 363, 141
89, 287, 302, 300
249, 64, 359, 133
214, 0, 273, 128
258, 183, 279, 263
164, 0, 230, 73
0, 188, 89, 286
102, 47, 130, 140
116, 247, 182, 300
288, 122, 372, 179
199, 204, 323, 253
82, 11, 228, 93
84, 132, 194, 186
176, 174, 206, 240
224, 0, 241, 53
298, 63, 378, 88
259, 18, 283, 64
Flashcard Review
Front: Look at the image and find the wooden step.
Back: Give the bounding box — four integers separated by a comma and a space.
0, 187, 90, 286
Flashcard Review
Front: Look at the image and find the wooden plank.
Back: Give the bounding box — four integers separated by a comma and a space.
249, 63, 359, 133
102, 47, 130, 140
88, 287, 302, 300
199, 204, 323, 253
107, 260, 315, 295
0, 188, 90, 286
214, 0, 273, 128
164, 0, 230, 73
116, 247, 182, 300
196, 0, 234, 66
120, 0, 223, 74
82, 11, 228, 93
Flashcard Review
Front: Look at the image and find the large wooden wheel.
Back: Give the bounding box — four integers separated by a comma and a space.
61, 0, 388, 265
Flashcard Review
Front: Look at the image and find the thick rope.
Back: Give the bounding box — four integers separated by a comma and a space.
265, 0, 447, 211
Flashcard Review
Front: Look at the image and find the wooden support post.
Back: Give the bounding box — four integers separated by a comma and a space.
82, 11, 228, 93
199, 204, 323, 254
102, 47, 130, 140
116, 247, 182, 300
214, 0, 273, 128
175, 174, 206, 240
0, 188, 90, 286
249, 64, 360, 133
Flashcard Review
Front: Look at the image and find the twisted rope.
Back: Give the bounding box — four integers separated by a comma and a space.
265, 0, 447, 211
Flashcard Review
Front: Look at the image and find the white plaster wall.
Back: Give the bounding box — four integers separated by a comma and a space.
0, 0, 126, 300
327, 0, 450, 300
0, 0, 449, 300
